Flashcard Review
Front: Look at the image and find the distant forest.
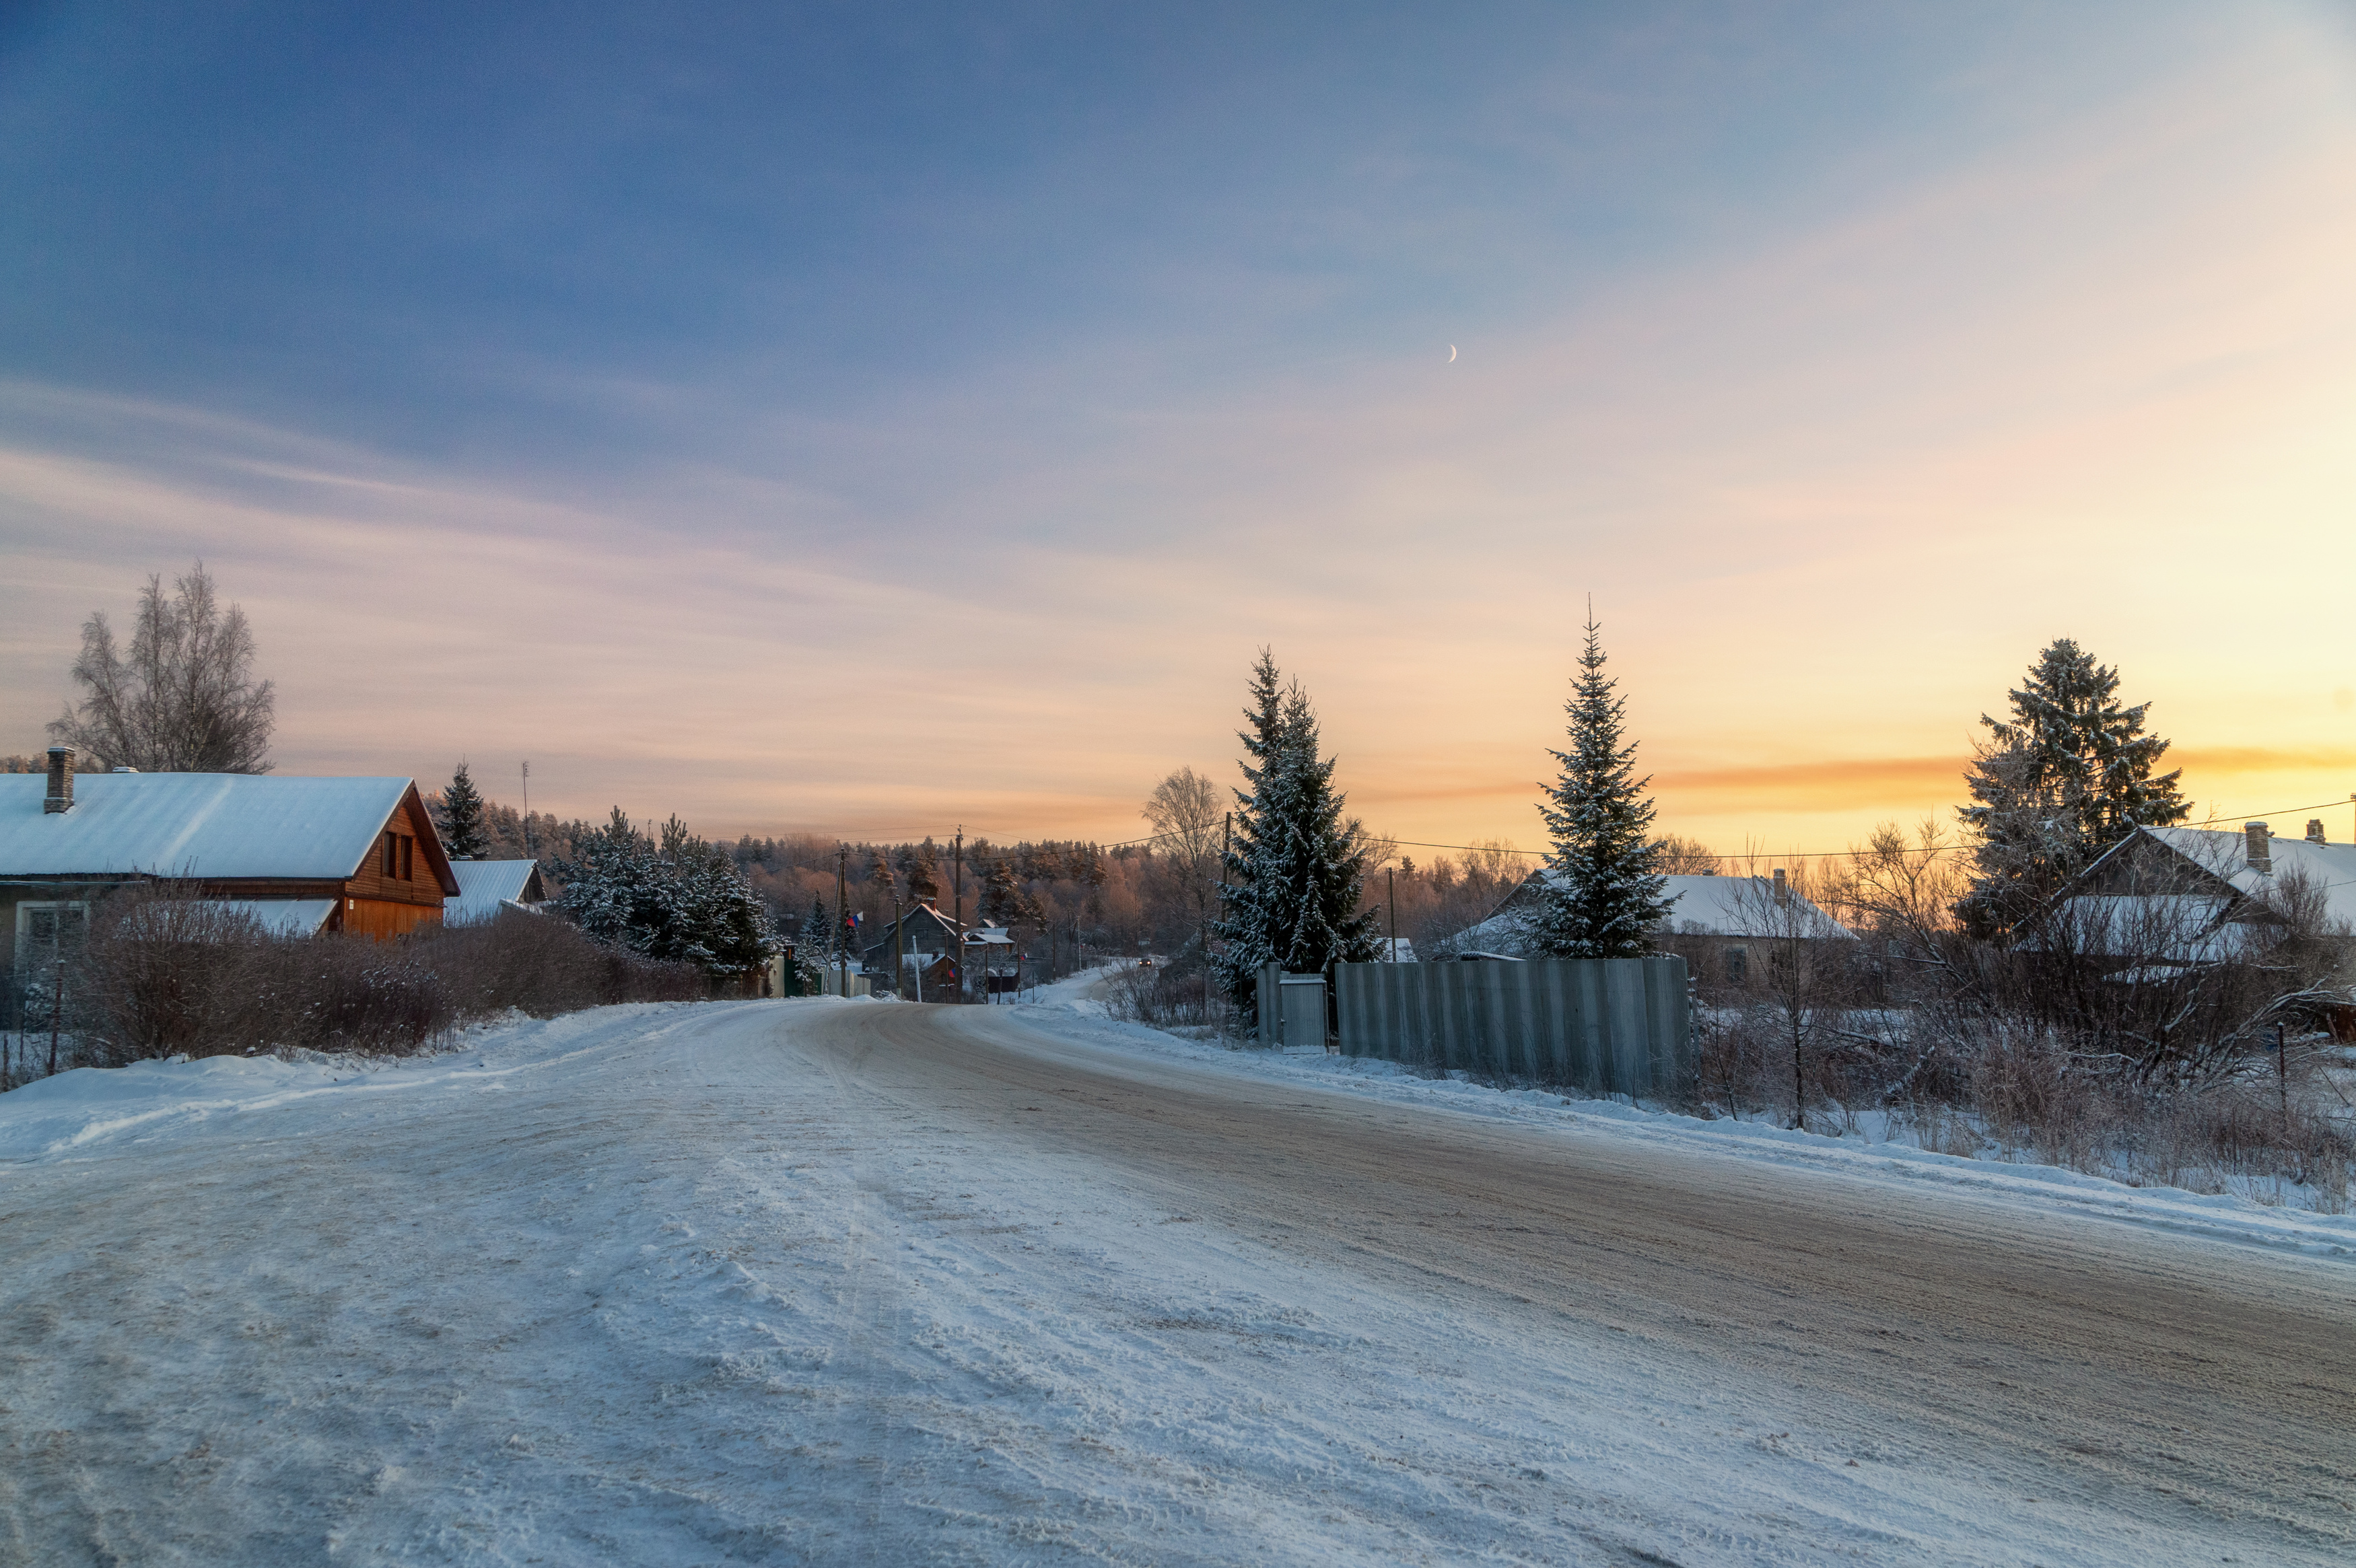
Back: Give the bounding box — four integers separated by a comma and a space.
425, 789, 1539, 960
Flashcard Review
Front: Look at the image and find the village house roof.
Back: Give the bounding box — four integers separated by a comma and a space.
861, 902, 963, 963
0, 772, 459, 892
199, 898, 342, 937
445, 859, 547, 925
2130, 826, 2356, 923
1457, 870, 1850, 952
2042, 824, 2356, 964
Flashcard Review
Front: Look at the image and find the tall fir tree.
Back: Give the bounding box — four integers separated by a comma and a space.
1956, 639, 2188, 940
1210, 650, 1293, 1009
1530, 612, 1673, 958
439, 760, 489, 859
1212, 652, 1377, 1010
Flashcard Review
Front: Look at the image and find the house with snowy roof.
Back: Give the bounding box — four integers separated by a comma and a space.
2032, 820, 2356, 977
863, 900, 963, 968
1454, 868, 1850, 985
444, 859, 549, 926
1, 747, 458, 1025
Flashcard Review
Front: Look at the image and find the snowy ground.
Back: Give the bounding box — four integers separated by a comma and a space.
1021, 970, 2356, 1256
3, 995, 2349, 1565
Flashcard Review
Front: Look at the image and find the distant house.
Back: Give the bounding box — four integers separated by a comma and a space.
2036, 820, 2356, 976
1, 748, 458, 1025
1455, 869, 1848, 984
965, 922, 1018, 993
857, 903, 1024, 996
444, 859, 549, 926
862, 901, 965, 972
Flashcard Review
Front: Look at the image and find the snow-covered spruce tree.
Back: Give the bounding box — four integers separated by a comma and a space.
1259, 686, 1380, 974
1210, 649, 1293, 1010
1212, 653, 1378, 1011
555, 808, 776, 979
1530, 614, 1674, 958
1955, 638, 2188, 941
558, 809, 670, 956
663, 837, 776, 977
438, 761, 489, 859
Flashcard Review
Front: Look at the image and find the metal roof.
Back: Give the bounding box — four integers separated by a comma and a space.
197, 898, 341, 937
446, 859, 542, 925
0, 773, 427, 882
1465, 871, 1849, 949
2133, 826, 2356, 924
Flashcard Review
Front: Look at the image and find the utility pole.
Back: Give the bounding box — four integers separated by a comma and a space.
892, 892, 905, 1000
520, 760, 532, 856
953, 827, 965, 1004
48, 964, 63, 1077
1388, 867, 1397, 960
836, 843, 849, 998
1220, 812, 1231, 920
2277, 1021, 2291, 1131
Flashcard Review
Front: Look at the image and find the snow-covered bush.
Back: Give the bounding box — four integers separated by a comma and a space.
425, 911, 705, 1016
1103, 960, 1216, 1030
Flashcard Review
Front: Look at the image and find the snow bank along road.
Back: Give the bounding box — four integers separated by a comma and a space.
3, 999, 2351, 1565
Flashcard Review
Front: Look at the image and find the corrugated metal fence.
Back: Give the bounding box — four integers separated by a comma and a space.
1332, 956, 1692, 1097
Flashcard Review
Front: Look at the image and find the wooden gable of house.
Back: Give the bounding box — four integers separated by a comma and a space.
339, 783, 460, 938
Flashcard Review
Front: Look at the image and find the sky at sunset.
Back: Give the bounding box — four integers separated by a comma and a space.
5, 3, 2355, 863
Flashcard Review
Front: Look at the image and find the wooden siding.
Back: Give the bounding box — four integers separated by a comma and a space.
344, 793, 446, 908
342, 898, 444, 940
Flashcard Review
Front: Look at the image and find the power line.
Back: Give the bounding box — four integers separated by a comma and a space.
769, 794, 2356, 866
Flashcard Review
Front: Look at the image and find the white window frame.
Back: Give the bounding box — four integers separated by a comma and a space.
15, 900, 90, 977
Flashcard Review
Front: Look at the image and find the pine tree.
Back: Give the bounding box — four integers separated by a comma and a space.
439, 760, 489, 859
1956, 639, 2189, 939
1212, 653, 1377, 1009
980, 855, 1043, 929
906, 839, 942, 903
1530, 612, 1673, 958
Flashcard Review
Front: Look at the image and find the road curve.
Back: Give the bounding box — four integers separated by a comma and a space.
804, 999, 2356, 1552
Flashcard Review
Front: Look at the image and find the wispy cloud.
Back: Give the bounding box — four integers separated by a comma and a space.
4, 10, 2353, 851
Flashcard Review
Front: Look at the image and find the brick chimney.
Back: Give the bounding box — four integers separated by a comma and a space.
2308, 819, 2327, 845
43, 746, 73, 814
1772, 867, 1789, 902
2244, 821, 2271, 875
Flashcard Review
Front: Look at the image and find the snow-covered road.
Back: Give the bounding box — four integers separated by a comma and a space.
3, 998, 2350, 1565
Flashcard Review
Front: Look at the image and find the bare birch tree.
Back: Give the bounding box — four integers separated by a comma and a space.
1144, 765, 1225, 960
49, 563, 276, 773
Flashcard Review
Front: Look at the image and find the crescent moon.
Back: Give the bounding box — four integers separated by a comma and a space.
1448, 345, 1457, 362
